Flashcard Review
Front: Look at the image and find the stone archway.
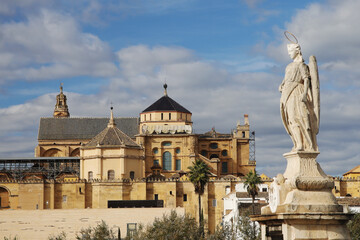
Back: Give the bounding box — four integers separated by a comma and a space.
70, 148, 80, 157
0, 187, 10, 209
43, 148, 62, 157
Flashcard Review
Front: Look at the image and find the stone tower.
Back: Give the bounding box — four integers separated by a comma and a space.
53, 83, 70, 118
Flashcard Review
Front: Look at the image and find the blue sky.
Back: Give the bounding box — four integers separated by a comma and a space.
0, 0, 359, 177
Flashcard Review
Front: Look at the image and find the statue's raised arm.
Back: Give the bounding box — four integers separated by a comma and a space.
280, 32, 319, 152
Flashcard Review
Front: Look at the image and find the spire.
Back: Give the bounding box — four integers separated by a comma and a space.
163, 83, 168, 96
53, 83, 70, 118
108, 107, 116, 128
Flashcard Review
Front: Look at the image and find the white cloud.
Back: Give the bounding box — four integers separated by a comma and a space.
0, 9, 117, 84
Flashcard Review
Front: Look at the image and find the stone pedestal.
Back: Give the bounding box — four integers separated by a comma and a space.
253, 151, 352, 240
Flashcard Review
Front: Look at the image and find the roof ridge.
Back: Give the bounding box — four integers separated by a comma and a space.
166, 96, 178, 111
98, 128, 109, 145
40, 117, 139, 119
112, 127, 124, 145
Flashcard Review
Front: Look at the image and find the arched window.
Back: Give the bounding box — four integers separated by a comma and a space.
175, 148, 181, 154
210, 154, 219, 159
153, 148, 159, 154
108, 170, 115, 180
130, 171, 135, 180
221, 150, 228, 156
88, 171, 93, 180
162, 151, 172, 170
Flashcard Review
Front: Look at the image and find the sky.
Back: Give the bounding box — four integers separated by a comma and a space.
0, 0, 359, 178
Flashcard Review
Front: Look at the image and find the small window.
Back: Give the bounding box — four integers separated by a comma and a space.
130, 171, 135, 180
153, 148, 159, 154
162, 141, 172, 146
170, 191, 172, 195
210, 154, 219, 159
183, 194, 187, 202
154, 194, 158, 200
169, 113, 171, 120
176, 159, 181, 170
62, 195, 67, 202
176, 148, 180, 154
222, 162, 228, 173
108, 170, 115, 180
212, 199, 217, 207
262, 188, 267, 192
161, 113, 163, 120
242, 131, 245, 138
201, 150, 207, 157
150, 114, 152, 121
88, 171, 93, 180
153, 159, 159, 165
221, 150, 228, 156
210, 143, 218, 149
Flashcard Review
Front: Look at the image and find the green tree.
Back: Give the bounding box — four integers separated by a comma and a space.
243, 170, 263, 215
348, 212, 360, 240
243, 170, 263, 237
188, 159, 211, 233
208, 210, 260, 240
132, 210, 203, 240
76, 220, 116, 240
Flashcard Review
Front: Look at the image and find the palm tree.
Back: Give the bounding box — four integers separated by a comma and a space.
243, 170, 263, 238
244, 170, 263, 215
188, 159, 211, 232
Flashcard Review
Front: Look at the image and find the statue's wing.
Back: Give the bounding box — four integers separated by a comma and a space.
309, 55, 320, 134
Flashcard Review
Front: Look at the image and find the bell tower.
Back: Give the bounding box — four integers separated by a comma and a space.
53, 83, 70, 118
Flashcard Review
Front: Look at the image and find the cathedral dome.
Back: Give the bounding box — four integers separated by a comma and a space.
142, 84, 191, 114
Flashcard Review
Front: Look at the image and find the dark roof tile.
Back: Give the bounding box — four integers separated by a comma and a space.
38, 117, 139, 140
142, 96, 191, 113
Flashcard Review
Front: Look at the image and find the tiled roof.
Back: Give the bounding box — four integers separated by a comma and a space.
142, 95, 191, 113
337, 197, 360, 206
38, 117, 139, 140
236, 192, 269, 199
85, 125, 140, 148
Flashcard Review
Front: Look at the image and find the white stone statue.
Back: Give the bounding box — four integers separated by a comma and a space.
279, 32, 320, 152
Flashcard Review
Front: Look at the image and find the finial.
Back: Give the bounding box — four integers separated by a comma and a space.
108, 106, 116, 127
163, 83, 168, 96
60, 82, 63, 93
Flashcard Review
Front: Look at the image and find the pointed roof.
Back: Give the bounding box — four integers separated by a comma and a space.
84, 108, 140, 148
142, 84, 191, 113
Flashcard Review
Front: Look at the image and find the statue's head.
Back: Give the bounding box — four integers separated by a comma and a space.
287, 44, 301, 59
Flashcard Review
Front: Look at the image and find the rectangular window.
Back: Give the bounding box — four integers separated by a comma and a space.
183, 194, 187, 202
212, 199, 217, 207
169, 113, 171, 120
222, 162, 228, 174
154, 194, 158, 201
62, 195, 67, 202
176, 159, 181, 170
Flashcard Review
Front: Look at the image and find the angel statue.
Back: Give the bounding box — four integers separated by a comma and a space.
279, 31, 320, 152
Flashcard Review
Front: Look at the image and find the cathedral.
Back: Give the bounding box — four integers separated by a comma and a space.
36, 83, 255, 179
0, 83, 256, 232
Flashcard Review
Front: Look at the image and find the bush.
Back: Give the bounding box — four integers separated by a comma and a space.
131, 210, 203, 240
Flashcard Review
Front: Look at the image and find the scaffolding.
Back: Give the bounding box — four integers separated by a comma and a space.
0, 157, 80, 180
249, 131, 255, 164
